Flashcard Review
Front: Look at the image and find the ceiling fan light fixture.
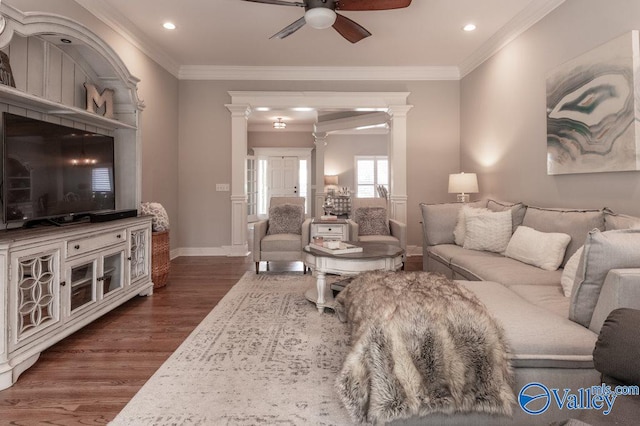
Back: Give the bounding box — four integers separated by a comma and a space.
304, 8, 337, 30
273, 118, 287, 129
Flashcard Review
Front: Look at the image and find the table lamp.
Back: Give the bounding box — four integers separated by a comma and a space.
448, 172, 478, 203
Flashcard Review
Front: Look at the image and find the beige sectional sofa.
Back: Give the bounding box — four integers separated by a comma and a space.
413, 200, 640, 425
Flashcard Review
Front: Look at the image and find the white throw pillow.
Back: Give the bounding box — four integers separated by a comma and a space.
505, 226, 571, 271
463, 210, 512, 253
561, 246, 583, 297
453, 205, 490, 246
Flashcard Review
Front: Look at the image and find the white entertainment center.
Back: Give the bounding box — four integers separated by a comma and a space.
0, 5, 152, 389
0, 217, 152, 390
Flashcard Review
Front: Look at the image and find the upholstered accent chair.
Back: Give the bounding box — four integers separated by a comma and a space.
348, 198, 407, 258
253, 197, 312, 274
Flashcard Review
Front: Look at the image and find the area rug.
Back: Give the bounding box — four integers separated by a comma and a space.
110, 272, 354, 425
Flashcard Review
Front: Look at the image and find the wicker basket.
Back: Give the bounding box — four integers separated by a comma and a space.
152, 230, 170, 289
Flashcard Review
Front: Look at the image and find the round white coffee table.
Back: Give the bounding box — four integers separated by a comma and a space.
303, 241, 404, 313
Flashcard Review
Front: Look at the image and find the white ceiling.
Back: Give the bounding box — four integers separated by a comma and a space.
64, 0, 565, 130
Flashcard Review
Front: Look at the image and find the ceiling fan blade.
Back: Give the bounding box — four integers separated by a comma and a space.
332, 13, 371, 43
270, 17, 307, 39
336, 0, 411, 11
240, 0, 304, 7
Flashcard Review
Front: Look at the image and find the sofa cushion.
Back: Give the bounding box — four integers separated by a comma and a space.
267, 203, 304, 235
510, 284, 570, 318
357, 234, 400, 246
604, 210, 640, 231
561, 246, 584, 297
504, 226, 571, 271
353, 206, 390, 236
570, 229, 640, 327
459, 281, 597, 369
522, 206, 605, 267
261, 233, 302, 251
453, 205, 490, 246
463, 210, 512, 253
487, 199, 527, 233
449, 248, 563, 286
419, 201, 485, 246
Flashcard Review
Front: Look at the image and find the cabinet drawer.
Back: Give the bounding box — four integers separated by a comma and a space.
315, 224, 345, 235
67, 230, 127, 257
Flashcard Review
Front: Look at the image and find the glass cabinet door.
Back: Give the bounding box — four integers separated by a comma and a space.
101, 252, 124, 296
70, 261, 96, 313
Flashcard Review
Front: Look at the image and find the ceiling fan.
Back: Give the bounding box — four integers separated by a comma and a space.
241, 0, 412, 43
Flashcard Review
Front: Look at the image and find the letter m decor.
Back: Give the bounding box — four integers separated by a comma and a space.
84, 82, 115, 119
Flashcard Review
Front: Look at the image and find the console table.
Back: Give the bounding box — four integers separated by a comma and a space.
0, 216, 153, 390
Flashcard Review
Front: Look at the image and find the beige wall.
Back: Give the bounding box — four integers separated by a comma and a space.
324, 133, 388, 192
178, 80, 460, 249
461, 0, 640, 216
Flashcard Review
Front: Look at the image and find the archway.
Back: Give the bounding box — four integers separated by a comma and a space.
227, 91, 412, 256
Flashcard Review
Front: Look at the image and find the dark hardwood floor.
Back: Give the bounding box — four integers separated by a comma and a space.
0, 254, 422, 425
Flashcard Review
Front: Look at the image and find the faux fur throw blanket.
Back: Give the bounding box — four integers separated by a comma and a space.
334, 271, 515, 424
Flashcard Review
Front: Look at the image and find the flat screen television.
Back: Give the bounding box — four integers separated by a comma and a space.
2, 112, 116, 225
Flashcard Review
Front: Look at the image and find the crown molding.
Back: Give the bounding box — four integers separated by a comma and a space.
73, 0, 564, 82
179, 65, 460, 81
459, 0, 566, 77
73, 0, 180, 77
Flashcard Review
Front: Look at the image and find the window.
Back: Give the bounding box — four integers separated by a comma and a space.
92, 167, 112, 192
355, 156, 388, 198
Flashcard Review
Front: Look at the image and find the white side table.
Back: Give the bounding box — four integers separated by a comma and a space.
310, 218, 349, 241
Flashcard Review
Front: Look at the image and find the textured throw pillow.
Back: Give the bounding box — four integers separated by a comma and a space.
140, 202, 169, 232
267, 203, 304, 235
353, 207, 390, 236
487, 199, 527, 233
453, 205, 490, 246
463, 210, 512, 253
522, 206, 604, 267
569, 229, 640, 328
504, 226, 571, 271
561, 246, 583, 297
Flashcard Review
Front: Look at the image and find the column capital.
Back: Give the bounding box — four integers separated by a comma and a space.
225, 104, 251, 118
387, 104, 413, 118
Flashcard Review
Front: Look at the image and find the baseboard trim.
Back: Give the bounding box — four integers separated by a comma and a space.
172, 247, 251, 258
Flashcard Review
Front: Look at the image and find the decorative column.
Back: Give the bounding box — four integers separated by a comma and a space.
313, 132, 328, 218
386, 105, 413, 225
225, 104, 251, 256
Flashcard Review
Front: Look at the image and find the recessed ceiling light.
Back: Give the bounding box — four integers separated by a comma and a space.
254, 107, 271, 112
163, 22, 176, 30
60, 38, 72, 44
292, 107, 314, 112
463, 23, 477, 32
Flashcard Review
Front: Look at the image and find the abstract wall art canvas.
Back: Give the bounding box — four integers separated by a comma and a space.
546, 31, 640, 175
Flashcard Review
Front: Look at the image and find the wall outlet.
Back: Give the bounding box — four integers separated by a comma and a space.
216, 183, 230, 191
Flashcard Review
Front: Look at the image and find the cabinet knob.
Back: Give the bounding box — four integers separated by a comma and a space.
127, 256, 132, 261
74, 244, 80, 250
60, 281, 66, 287
117, 234, 122, 239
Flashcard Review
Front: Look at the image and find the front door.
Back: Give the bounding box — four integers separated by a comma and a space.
268, 156, 299, 199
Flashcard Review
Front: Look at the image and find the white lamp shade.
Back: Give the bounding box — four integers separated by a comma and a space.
305, 8, 337, 29
448, 172, 479, 194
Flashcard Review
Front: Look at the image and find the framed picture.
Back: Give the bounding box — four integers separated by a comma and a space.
546, 31, 640, 175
